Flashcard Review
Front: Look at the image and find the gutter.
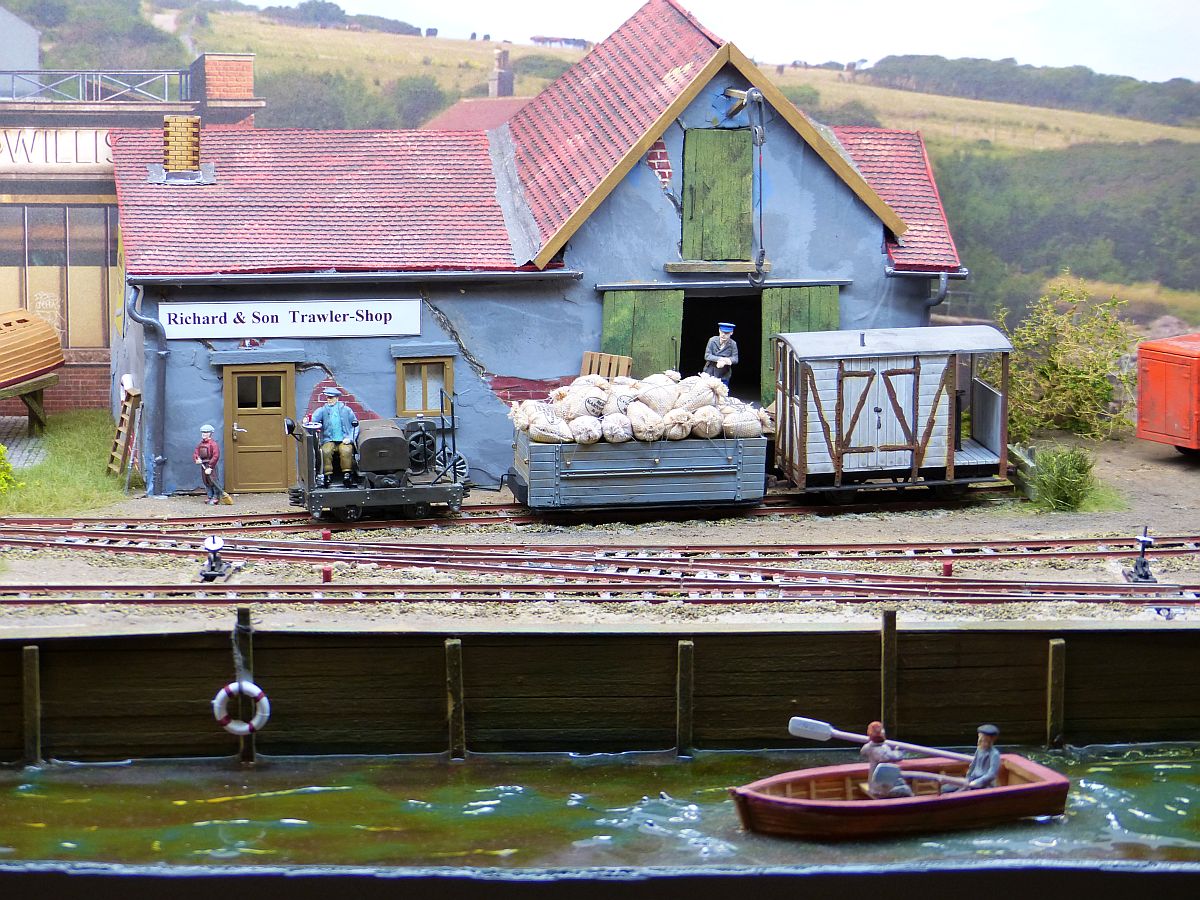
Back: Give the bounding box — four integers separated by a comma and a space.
123, 284, 168, 495
126, 270, 584, 287
883, 266, 970, 309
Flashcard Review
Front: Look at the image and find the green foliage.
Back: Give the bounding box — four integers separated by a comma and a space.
255, 69, 399, 128
384, 75, 449, 129
781, 84, 820, 110
867, 55, 1200, 126
5, 0, 190, 68
933, 141, 1200, 317
512, 54, 572, 81
262, 1, 345, 26
996, 279, 1137, 443
0, 411, 141, 516
0, 444, 20, 496
1029, 445, 1096, 511
814, 100, 881, 127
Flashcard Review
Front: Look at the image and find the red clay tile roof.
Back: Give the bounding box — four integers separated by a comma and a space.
832, 126, 962, 272
422, 97, 532, 131
507, 0, 722, 247
111, 128, 520, 275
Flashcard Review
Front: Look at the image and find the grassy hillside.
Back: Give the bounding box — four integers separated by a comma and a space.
193, 10, 1200, 152
195, 11, 579, 99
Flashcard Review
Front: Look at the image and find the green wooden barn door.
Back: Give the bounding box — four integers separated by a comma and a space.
759, 285, 840, 405
601, 289, 684, 378
681, 129, 752, 261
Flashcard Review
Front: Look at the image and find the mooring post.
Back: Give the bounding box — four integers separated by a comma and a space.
676, 640, 695, 758
1046, 638, 1066, 748
445, 638, 466, 760
235, 606, 256, 764
881, 610, 898, 734
22, 645, 42, 765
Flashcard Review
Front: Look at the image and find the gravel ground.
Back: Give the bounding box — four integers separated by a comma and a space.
1, 434, 1197, 636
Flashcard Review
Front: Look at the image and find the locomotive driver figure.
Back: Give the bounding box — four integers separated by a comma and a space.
702, 322, 738, 386
309, 387, 359, 488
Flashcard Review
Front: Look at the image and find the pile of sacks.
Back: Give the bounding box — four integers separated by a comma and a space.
509, 370, 772, 444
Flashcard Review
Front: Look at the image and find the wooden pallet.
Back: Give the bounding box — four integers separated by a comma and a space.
107, 390, 142, 476
581, 351, 633, 379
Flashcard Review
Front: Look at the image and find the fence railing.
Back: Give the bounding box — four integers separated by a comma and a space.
0, 70, 191, 103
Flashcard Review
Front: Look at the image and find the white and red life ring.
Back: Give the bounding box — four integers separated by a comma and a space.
212, 680, 271, 736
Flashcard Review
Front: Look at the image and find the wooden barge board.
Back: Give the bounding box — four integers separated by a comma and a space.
1, 623, 1197, 762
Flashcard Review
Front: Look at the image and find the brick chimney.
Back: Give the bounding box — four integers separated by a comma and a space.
489, 48, 513, 98
188, 53, 260, 127
163, 115, 201, 172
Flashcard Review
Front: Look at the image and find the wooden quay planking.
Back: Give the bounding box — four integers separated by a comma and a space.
1, 618, 1197, 764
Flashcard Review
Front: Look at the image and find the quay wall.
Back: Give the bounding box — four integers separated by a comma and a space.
1, 622, 1197, 763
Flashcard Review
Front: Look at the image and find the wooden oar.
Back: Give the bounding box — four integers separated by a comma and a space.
788, 716, 974, 764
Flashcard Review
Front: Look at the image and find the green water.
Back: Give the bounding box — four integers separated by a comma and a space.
0, 746, 1197, 871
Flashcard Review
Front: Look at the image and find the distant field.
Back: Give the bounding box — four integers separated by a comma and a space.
769, 67, 1200, 151
198, 11, 1200, 152
1043, 275, 1200, 329
198, 11, 579, 97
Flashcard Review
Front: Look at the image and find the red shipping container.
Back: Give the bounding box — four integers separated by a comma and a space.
1136, 333, 1200, 454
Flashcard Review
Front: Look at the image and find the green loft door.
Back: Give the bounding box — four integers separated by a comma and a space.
601, 289, 684, 378
681, 128, 752, 261
759, 285, 839, 405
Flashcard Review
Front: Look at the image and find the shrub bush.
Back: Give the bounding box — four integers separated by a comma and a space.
1029, 445, 1095, 511
996, 277, 1137, 443
0, 444, 19, 496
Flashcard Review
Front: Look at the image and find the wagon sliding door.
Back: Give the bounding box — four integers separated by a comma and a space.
760, 285, 838, 405
601, 289, 684, 378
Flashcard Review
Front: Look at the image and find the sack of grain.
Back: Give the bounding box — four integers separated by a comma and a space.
528, 413, 574, 443
611, 376, 638, 387
675, 373, 723, 412
637, 379, 678, 415
510, 399, 554, 431
569, 415, 603, 445
661, 408, 693, 441
722, 408, 763, 438
603, 387, 638, 417
564, 385, 608, 420
572, 374, 610, 390
626, 400, 665, 442
601, 412, 633, 443
690, 405, 723, 438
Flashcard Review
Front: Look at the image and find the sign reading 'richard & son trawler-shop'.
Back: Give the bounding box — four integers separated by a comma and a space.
160, 299, 421, 340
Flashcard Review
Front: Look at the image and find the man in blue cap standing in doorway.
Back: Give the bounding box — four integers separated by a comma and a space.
703, 322, 739, 386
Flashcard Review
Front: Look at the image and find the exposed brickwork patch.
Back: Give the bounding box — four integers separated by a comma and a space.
645, 137, 672, 189
302, 376, 381, 423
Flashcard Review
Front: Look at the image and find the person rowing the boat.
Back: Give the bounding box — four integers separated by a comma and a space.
861, 721, 914, 799
942, 723, 1002, 792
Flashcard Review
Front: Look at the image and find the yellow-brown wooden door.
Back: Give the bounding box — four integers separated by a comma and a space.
222, 365, 295, 492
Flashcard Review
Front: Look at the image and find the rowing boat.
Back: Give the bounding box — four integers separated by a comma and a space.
0, 309, 64, 391
731, 753, 1068, 840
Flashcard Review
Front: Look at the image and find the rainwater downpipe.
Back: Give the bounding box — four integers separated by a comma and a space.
124, 284, 169, 495
883, 266, 969, 308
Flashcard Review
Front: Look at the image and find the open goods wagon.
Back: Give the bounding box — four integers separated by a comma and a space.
510, 429, 767, 510
1136, 332, 1200, 456
773, 325, 1012, 494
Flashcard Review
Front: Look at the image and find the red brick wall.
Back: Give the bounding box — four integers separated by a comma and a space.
645, 138, 672, 189
200, 55, 255, 100
0, 362, 109, 416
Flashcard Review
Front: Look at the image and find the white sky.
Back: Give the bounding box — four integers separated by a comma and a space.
275, 0, 1199, 83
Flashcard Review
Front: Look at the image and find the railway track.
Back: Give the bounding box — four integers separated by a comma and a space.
0, 525, 1197, 607
0, 578, 1194, 605
0, 485, 1007, 534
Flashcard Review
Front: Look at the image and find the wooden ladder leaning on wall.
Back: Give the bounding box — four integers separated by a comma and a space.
581, 351, 633, 379
107, 389, 142, 476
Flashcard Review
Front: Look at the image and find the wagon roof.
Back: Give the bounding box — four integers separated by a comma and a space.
777, 325, 1012, 360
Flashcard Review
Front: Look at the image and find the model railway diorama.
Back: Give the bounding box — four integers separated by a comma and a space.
291, 326, 1013, 521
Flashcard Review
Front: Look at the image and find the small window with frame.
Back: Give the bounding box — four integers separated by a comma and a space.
396, 356, 454, 416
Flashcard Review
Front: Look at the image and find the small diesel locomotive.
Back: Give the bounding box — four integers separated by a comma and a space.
286, 394, 468, 522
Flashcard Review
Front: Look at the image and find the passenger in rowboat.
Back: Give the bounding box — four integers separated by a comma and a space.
942, 723, 1002, 792
861, 721, 914, 798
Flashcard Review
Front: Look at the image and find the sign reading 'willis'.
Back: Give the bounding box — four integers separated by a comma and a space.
0, 129, 113, 173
